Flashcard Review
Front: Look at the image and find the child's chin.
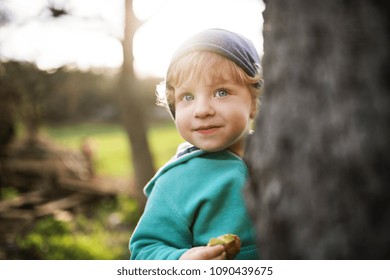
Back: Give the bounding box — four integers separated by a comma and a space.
200, 146, 226, 153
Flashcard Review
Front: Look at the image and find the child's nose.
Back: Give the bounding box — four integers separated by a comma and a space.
193, 96, 215, 118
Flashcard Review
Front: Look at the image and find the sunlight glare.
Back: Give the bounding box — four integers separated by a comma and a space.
0, 0, 264, 78
133, 0, 264, 79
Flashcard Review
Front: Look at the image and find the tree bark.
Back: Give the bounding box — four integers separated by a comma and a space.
245, 0, 390, 259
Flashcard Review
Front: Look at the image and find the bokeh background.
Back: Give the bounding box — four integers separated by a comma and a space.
0, 0, 264, 259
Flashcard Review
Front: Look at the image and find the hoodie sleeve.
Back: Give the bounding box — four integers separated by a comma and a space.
129, 179, 192, 260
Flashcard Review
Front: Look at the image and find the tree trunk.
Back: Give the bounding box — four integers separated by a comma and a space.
245, 0, 390, 259
0, 100, 16, 199
117, 0, 155, 210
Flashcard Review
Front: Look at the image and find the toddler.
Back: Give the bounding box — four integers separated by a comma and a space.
130, 28, 263, 260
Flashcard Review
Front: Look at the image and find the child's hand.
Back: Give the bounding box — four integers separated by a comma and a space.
179, 245, 226, 260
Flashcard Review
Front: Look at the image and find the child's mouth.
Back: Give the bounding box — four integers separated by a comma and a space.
195, 126, 220, 135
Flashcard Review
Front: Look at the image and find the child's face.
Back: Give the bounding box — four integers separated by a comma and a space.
174, 59, 255, 156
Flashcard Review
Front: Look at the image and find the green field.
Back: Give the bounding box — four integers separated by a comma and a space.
15, 122, 184, 259
44, 122, 184, 177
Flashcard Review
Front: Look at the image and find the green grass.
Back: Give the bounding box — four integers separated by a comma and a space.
13, 122, 184, 260
43, 122, 183, 177
149, 124, 185, 168
18, 196, 141, 260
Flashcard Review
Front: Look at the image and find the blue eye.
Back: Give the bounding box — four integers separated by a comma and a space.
215, 89, 228, 97
183, 94, 194, 102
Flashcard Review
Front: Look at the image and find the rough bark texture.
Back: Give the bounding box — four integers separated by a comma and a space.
244, 0, 390, 259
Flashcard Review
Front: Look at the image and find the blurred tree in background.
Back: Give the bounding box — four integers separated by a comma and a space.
0, 0, 174, 259
117, 0, 155, 210
0, 0, 15, 159
1, 61, 50, 146
0, 0, 160, 210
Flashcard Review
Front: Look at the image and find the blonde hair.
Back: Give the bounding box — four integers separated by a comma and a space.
157, 51, 263, 118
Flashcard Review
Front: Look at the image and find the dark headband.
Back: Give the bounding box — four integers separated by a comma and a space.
169, 28, 261, 77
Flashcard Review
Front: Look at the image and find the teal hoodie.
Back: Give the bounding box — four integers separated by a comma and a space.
129, 143, 259, 260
